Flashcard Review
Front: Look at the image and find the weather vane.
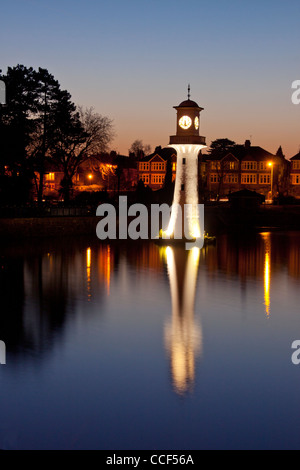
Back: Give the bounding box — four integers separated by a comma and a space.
188, 84, 191, 100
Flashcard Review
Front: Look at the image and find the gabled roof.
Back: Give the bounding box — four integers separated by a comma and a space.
291, 152, 300, 161
140, 146, 176, 162
203, 144, 276, 162
242, 146, 275, 161
221, 152, 239, 162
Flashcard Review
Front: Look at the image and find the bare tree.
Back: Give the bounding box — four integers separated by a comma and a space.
129, 139, 151, 158
78, 107, 115, 155
53, 107, 114, 202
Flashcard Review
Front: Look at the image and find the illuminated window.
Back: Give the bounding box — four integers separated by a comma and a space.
211, 162, 220, 170
46, 173, 55, 181
241, 174, 257, 184
151, 162, 165, 171
140, 163, 149, 171
151, 174, 164, 184
242, 161, 257, 171
259, 174, 271, 184
172, 163, 176, 172
292, 174, 300, 185
210, 174, 218, 183
141, 174, 149, 184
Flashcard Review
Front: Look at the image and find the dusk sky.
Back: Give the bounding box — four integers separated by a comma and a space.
2, 0, 299, 157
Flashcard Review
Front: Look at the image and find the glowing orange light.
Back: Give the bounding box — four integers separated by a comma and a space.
88, 174, 93, 180
261, 233, 271, 318
86, 248, 91, 269
105, 246, 111, 296
86, 248, 92, 301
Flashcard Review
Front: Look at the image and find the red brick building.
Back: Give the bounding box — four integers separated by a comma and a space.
201, 141, 290, 200
34, 153, 138, 200
289, 152, 300, 198
138, 147, 176, 190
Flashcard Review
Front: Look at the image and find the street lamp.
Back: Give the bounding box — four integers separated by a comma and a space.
268, 162, 274, 201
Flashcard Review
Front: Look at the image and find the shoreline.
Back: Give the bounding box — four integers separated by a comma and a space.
1, 205, 300, 239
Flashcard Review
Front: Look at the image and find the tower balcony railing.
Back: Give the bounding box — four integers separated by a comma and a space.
169, 135, 206, 145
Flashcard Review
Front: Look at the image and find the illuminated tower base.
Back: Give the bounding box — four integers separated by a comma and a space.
163, 88, 207, 242
166, 144, 206, 240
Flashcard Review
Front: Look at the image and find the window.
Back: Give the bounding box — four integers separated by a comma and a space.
210, 174, 218, 184
293, 161, 300, 170
151, 162, 165, 171
46, 173, 55, 181
141, 174, 149, 185
181, 184, 185, 191
139, 162, 149, 171
211, 162, 221, 170
172, 163, 176, 172
241, 174, 257, 184
259, 162, 269, 171
229, 162, 236, 170
292, 174, 300, 185
224, 174, 238, 184
259, 174, 271, 185
151, 174, 164, 185
182, 158, 186, 165
242, 161, 257, 171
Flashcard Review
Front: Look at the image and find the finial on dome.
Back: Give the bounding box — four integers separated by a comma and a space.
188, 84, 190, 100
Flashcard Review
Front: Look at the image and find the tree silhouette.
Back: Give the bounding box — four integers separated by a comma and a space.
129, 139, 151, 159
0, 65, 37, 202
0, 65, 80, 204
208, 138, 236, 158
30, 68, 79, 204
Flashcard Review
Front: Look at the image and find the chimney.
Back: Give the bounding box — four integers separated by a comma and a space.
245, 140, 251, 149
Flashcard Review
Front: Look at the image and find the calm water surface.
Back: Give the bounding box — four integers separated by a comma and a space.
0, 232, 300, 450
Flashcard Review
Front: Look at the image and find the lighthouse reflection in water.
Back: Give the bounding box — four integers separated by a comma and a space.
162, 245, 202, 395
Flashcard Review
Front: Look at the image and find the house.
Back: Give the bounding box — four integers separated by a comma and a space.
289, 152, 300, 198
38, 161, 64, 199
37, 152, 138, 199
201, 140, 290, 199
138, 146, 177, 190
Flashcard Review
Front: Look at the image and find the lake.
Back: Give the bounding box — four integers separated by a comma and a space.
0, 231, 300, 450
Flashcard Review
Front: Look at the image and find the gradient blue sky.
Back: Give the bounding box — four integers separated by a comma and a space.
1, 0, 299, 157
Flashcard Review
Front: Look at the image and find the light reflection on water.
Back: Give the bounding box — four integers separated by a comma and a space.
262, 233, 271, 318
163, 246, 202, 395
0, 232, 300, 449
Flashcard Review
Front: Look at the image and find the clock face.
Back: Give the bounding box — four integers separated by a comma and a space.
194, 117, 199, 130
179, 116, 192, 130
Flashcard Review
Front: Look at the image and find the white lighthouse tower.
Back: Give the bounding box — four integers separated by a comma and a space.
165, 87, 206, 241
